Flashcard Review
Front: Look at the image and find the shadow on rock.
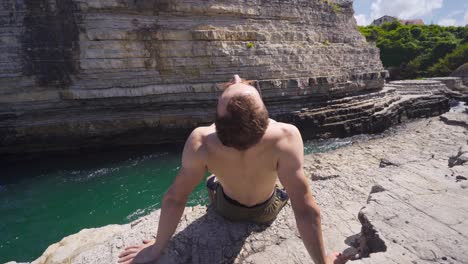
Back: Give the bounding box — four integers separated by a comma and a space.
158, 205, 269, 264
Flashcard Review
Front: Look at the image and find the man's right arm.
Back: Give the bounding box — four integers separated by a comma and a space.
276, 124, 331, 264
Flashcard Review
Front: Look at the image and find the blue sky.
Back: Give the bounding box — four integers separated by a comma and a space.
353, 0, 468, 26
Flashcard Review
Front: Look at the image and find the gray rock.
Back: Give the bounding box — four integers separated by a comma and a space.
451, 63, 468, 86
448, 146, 468, 168
440, 112, 468, 129
9, 108, 468, 264
379, 159, 398, 168
425, 77, 468, 92
307, 111, 468, 263
387, 79, 451, 95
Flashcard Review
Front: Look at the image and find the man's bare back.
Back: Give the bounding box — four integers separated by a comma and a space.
195, 119, 294, 206
118, 75, 349, 264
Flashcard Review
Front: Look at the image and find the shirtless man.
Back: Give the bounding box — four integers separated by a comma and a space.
118, 75, 348, 264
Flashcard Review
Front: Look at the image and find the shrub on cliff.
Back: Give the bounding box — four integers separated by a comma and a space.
358, 23, 468, 79
428, 43, 468, 76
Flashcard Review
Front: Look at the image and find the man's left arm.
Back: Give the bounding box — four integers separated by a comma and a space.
118, 128, 206, 264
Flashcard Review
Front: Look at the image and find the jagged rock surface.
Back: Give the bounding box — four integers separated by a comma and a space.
353, 113, 468, 263
8, 110, 468, 264
451, 63, 468, 86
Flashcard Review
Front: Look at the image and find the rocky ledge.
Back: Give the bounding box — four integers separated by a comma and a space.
9, 109, 467, 264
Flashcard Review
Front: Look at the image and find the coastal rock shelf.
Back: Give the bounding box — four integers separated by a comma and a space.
2, 0, 388, 157
276, 84, 450, 139
386, 79, 451, 95
8, 110, 468, 264
425, 77, 468, 92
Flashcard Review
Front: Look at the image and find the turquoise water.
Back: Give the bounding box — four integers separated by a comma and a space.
0, 138, 359, 263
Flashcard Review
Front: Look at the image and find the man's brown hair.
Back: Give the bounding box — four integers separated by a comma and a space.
215, 95, 269, 151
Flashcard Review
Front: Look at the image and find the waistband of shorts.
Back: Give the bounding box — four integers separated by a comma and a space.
221, 187, 275, 208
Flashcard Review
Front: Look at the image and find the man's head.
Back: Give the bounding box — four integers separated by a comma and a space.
215, 75, 269, 151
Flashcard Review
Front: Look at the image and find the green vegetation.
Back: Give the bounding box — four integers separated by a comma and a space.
331, 3, 341, 14
358, 21, 468, 79
321, 0, 341, 14
246, 42, 255, 49
323, 39, 330, 46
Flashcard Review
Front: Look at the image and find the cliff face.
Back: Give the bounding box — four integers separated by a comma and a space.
9, 0, 458, 156
0, 0, 390, 155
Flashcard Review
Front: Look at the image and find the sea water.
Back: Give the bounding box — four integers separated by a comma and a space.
0, 138, 361, 263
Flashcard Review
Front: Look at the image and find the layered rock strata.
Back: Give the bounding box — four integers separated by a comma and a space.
1, 0, 459, 159
1, 0, 388, 157
425, 77, 467, 92
425, 77, 468, 103
275, 80, 452, 139
8, 110, 468, 264
386, 80, 450, 95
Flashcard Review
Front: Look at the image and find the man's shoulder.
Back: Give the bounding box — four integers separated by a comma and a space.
186, 125, 215, 148
269, 122, 303, 161
191, 125, 214, 137
183, 126, 214, 162
269, 120, 301, 140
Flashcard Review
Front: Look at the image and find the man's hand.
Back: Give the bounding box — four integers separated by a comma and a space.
118, 239, 159, 264
326, 252, 351, 264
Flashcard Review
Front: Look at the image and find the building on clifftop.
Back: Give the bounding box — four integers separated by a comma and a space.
371, 15, 398, 26
371, 16, 425, 26
401, 19, 424, 25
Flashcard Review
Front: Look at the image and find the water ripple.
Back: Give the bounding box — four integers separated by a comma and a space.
450, 101, 467, 113
126, 204, 160, 222
61, 167, 120, 183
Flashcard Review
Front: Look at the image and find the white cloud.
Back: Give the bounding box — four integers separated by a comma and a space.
370, 0, 443, 20
354, 14, 369, 26
438, 18, 457, 26
438, 10, 466, 26
437, 10, 468, 26
446, 10, 463, 18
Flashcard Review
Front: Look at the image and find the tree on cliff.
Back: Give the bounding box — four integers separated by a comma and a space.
358, 21, 468, 80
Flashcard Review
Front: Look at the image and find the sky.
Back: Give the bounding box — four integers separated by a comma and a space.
353, 0, 468, 26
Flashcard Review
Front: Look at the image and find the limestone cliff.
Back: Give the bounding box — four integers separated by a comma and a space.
1, 0, 389, 156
